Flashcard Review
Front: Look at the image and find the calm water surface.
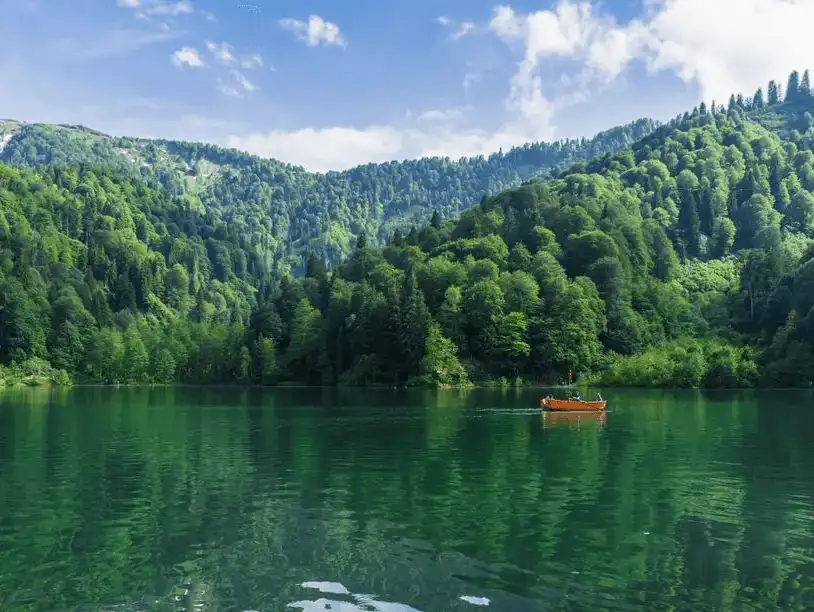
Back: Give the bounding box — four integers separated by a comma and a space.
1, 387, 814, 611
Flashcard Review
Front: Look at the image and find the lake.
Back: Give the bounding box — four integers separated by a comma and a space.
1, 387, 813, 611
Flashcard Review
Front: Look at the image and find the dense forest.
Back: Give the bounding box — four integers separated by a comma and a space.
0, 117, 656, 271
3, 70, 814, 388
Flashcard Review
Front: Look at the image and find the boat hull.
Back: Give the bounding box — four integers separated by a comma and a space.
540, 397, 607, 411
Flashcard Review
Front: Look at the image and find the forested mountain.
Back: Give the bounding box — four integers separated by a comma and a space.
0, 117, 656, 271
239, 69, 814, 389
3, 69, 814, 388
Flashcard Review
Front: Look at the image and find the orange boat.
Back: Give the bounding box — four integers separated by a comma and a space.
540, 396, 607, 412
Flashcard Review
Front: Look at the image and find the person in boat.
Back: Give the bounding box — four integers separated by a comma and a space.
596, 393, 603, 401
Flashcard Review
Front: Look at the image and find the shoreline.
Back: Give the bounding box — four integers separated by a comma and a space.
3, 382, 813, 392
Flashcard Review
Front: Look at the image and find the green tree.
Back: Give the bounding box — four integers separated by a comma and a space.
122, 326, 149, 383
254, 335, 277, 384
411, 323, 470, 387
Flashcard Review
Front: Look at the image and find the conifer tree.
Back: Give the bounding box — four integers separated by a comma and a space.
767, 80, 779, 104
787, 70, 800, 101
801, 69, 811, 97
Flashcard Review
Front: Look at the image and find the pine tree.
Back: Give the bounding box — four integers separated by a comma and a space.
787, 70, 800, 101
753, 87, 764, 108
398, 271, 430, 380
801, 69, 812, 97
768, 80, 779, 105
430, 210, 441, 229
678, 190, 701, 257
305, 252, 327, 280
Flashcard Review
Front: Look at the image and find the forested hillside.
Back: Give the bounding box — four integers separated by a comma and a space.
242, 70, 814, 389
0, 117, 656, 270
3, 69, 814, 387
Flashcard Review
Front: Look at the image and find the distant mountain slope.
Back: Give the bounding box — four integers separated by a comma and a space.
0, 117, 657, 271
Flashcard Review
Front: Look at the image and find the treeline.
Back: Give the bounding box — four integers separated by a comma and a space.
2, 70, 814, 387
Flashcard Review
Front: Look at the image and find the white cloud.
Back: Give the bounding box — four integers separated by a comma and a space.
486, 0, 814, 107
279, 15, 346, 47
225, 124, 546, 172
637, 0, 814, 103
171, 46, 205, 68
117, 0, 140, 7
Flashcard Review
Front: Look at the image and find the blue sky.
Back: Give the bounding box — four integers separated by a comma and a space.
1, 0, 811, 171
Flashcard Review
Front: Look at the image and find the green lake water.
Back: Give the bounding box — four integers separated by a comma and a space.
1, 386, 813, 611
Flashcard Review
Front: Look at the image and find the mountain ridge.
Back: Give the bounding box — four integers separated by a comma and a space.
0, 116, 658, 271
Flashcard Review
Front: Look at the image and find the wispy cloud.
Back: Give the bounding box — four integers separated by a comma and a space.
417, 106, 473, 122
217, 70, 256, 98
59, 28, 181, 58
117, 0, 204, 25
143, 0, 193, 16
435, 16, 476, 40
205, 41, 234, 65
117, 0, 193, 16
279, 15, 346, 47
240, 54, 263, 69
204, 41, 263, 69
172, 41, 263, 97
462, 72, 479, 90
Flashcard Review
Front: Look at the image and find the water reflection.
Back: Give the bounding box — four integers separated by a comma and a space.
288, 581, 490, 610
0, 387, 813, 610
541, 409, 607, 428
289, 581, 422, 611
